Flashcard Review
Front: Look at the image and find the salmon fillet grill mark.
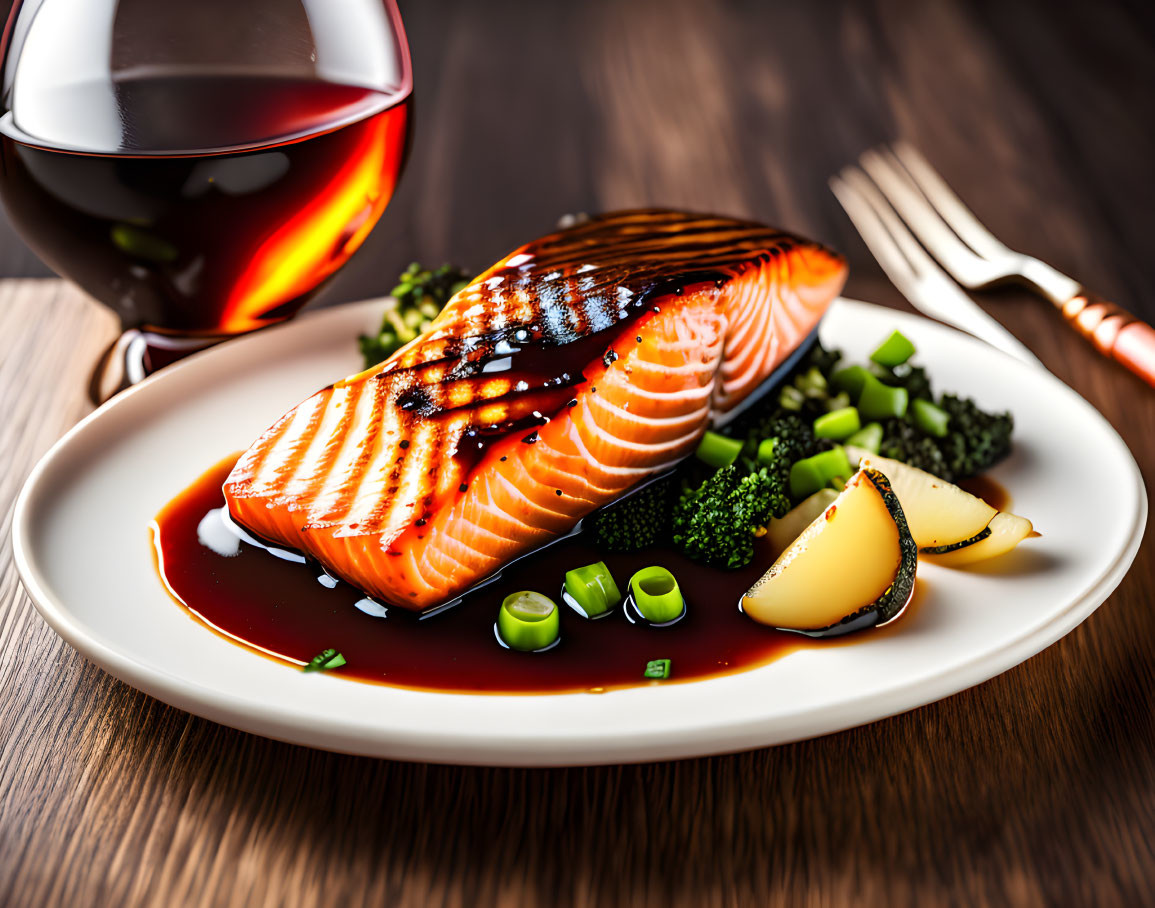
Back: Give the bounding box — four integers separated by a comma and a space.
225, 209, 848, 610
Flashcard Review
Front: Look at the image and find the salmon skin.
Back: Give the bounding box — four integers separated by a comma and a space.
225, 210, 848, 611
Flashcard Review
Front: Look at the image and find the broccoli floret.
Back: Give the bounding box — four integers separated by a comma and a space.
936, 394, 1013, 480
879, 418, 953, 480
744, 412, 820, 467
738, 341, 844, 417
743, 412, 829, 506
672, 465, 786, 569
803, 341, 842, 378
724, 337, 1012, 491
359, 262, 472, 367
878, 394, 1013, 482
589, 479, 674, 552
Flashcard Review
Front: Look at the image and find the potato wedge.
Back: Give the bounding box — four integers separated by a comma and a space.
742, 469, 917, 635
847, 448, 995, 549
920, 512, 1035, 567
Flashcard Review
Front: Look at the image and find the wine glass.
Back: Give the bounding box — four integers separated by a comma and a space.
0, 0, 411, 401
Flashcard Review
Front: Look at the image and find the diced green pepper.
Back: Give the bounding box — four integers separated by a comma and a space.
796, 366, 828, 397
825, 391, 851, 411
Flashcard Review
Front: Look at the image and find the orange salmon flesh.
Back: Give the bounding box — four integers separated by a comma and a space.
225, 210, 848, 610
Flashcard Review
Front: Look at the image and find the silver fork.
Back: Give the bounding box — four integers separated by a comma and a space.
832, 143, 1155, 386
830, 162, 1042, 368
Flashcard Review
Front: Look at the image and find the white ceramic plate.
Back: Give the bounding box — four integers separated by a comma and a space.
13, 299, 1146, 765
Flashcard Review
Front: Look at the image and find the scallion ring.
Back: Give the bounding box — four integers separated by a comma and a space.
562, 561, 621, 619
496, 591, 560, 652
628, 567, 685, 624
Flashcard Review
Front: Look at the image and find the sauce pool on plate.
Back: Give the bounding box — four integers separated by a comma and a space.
154, 456, 809, 693
152, 455, 996, 694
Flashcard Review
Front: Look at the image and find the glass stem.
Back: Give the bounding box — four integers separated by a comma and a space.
88, 328, 225, 405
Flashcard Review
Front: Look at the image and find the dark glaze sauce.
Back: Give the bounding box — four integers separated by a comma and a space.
157, 456, 814, 693
958, 475, 1012, 513
155, 459, 1007, 694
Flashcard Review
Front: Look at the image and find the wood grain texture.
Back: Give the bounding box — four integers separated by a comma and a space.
0, 1, 1153, 905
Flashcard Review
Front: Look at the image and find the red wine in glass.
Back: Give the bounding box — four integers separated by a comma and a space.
0, 0, 411, 399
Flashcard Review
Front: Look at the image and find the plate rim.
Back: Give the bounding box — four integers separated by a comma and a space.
12, 298, 1148, 765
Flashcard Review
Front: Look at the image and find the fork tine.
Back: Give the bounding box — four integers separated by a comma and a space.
839, 166, 946, 281
829, 172, 920, 298
890, 142, 1011, 261
833, 164, 1044, 368
838, 163, 978, 324
859, 148, 993, 287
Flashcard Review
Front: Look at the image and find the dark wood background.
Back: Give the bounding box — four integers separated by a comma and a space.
1, 0, 1153, 905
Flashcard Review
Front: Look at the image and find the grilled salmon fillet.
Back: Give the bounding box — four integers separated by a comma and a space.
225, 210, 847, 610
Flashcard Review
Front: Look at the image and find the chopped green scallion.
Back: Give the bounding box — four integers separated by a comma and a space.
857, 373, 909, 421
832, 364, 872, 399
825, 391, 852, 411
644, 659, 672, 680
695, 430, 744, 468
845, 421, 884, 454
755, 437, 778, 467
911, 398, 951, 438
779, 385, 806, 411
788, 447, 853, 499
497, 591, 560, 652
304, 648, 346, 673
629, 567, 684, 624
564, 562, 621, 619
870, 330, 916, 367
796, 366, 828, 394
813, 406, 861, 441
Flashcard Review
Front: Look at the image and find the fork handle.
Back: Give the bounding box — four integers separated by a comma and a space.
1060, 291, 1155, 388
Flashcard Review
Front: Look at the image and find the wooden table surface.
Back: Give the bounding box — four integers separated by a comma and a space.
2, 1, 1153, 905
